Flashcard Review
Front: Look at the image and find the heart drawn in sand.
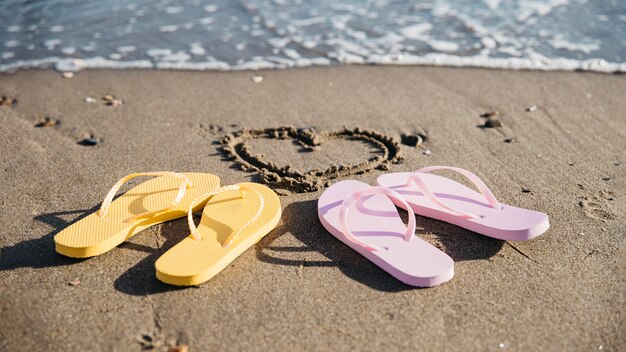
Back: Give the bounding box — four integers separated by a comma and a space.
219, 126, 403, 193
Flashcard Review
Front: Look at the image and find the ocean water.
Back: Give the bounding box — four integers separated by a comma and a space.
1, 0, 625, 73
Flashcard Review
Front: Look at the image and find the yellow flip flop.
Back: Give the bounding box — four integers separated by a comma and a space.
155, 182, 281, 286
54, 172, 220, 258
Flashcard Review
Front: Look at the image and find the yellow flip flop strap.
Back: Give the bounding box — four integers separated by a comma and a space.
187, 184, 265, 247
97, 172, 193, 223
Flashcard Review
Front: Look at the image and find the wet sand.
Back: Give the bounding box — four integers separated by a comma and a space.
0, 66, 624, 351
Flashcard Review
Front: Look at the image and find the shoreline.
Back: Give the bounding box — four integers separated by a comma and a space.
2, 55, 626, 75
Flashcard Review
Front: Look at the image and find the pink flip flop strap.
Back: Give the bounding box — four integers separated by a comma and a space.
408, 166, 502, 219
339, 186, 416, 252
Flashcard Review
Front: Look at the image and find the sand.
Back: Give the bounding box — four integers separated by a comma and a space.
220, 126, 403, 192
0, 66, 624, 351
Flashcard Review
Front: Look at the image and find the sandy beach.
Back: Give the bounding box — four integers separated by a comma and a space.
0, 66, 624, 351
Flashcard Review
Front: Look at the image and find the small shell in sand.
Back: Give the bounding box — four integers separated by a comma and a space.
103, 95, 123, 106
107, 99, 123, 107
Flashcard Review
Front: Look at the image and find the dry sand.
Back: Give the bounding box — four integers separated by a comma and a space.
0, 66, 624, 351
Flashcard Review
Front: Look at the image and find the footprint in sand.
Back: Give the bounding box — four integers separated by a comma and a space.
578, 189, 617, 221
218, 126, 403, 193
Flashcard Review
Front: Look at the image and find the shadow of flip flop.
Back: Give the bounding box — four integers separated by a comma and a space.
255, 199, 504, 291
0, 193, 193, 298
0, 189, 190, 273
0, 205, 104, 271
113, 217, 198, 296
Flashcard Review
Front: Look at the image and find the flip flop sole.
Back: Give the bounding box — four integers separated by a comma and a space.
377, 172, 549, 241
318, 180, 454, 287
155, 182, 281, 286
54, 173, 220, 258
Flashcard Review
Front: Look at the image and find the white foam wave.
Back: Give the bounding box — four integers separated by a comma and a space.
400, 24, 433, 39
428, 40, 459, 52
1, 54, 623, 74
117, 46, 137, 53
549, 37, 600, 54
159, 25, 179, 33
165, 6, 183, 14
61, 47, 76, 55
484, 0, 501, 10
44, 39, 62, 50
189, 43, 206, 56
1, 0, 623, 74
517, 0, 570, 22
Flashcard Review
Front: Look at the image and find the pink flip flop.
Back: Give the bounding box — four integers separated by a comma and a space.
318, 180, 454, 287
376, 166, 550, 241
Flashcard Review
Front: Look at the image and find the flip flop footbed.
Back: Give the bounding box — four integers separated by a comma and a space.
54, 173, 220, 258
377, 172, 549, 241
318, 180, 454, 287
155, 182, 281, 286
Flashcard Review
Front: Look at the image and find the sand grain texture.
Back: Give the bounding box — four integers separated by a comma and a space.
0, 67, 624, 351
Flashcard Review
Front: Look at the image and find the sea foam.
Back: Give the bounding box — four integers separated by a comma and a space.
0, 0, 624, 73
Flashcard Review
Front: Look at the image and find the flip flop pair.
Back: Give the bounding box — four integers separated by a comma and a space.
54, 172, 281, 286
318, 166, 550, 287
